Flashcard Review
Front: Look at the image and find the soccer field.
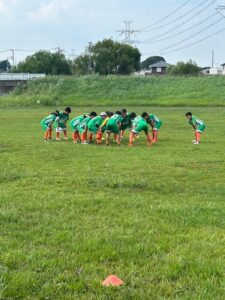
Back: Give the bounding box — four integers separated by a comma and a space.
0, 107, 225, 299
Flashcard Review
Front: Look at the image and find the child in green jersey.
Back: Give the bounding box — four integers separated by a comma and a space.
147, 113, 162, 143
120, 110, 137, 138
70, 114, 88, 143
56, 107, 71, 141
96, 111, 114, 144
105, 111, 124, 146
185, 112, 206, 144
77, 112, 97, 144
128, 112, 152, 147
40, 110, 59, 141
87, 112, 107, 144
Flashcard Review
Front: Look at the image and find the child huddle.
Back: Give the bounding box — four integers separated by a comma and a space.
40, 107, 206, 146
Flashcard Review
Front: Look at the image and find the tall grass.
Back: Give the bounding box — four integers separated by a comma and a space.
1, 75, 225, 107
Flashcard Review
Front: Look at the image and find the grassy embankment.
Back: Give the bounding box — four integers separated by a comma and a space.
1, 75, 225, 107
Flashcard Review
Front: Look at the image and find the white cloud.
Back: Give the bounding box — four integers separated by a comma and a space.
0, 0, 10, 15
26, 0, 119, 22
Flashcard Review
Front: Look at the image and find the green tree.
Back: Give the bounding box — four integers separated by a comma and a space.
141, 56, 165, 69
14, 51, 72, 75
73, 39, 141, 75
0, 60, 11, 72
167, 60, 200, 75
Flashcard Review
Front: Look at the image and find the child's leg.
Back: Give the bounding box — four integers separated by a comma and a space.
56, 130, 60, 140
77, 132, 81, 141
72, 131, 78, 143
48, 128, 52, 139
196, 131, 201, 142
146, 133, 152, 145
128, 132, 135, 146
44, 129, 49, 140
115, 134, 121, 145
106, 132, 110, 145
152, 130, 158, 142
96, 131, 102, 144
81, 132, 87, 143
89, 133, 93, 142
63, 129, 68, 140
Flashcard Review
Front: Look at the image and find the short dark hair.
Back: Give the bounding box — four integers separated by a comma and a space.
141, 112, 148, 118
115, 111, 121, 115
185, 112, 192, 117
52, 110, 59, 115
130, 112, 136, 119
89, 111, 97, 117
65, 107, 71, 113
121, 108, 127, 114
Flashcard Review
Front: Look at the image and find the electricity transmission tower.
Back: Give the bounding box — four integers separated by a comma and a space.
216, 5, 225, 17
116, 21, 139, 44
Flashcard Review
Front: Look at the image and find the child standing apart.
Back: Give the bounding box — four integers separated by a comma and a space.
185, 112, 206, 144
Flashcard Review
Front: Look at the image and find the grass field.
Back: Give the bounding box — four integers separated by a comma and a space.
1, 75, 225, 107
1, 106, 225, 299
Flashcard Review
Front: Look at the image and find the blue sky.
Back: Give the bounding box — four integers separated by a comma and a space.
0, 0, 225, 67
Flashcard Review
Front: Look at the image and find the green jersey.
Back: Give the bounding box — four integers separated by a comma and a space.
147, 114, 162, 130
41, 113, 58, 126
70, 115, 86, 130
88, 116, 104, 133
189, 116, 205, 127
120, 113, 132, 130
189, 116, 206, 133
57, 112, 69, 128
132, 116, 148, 134
107, 114, 123, 126
147, 114, 160, 124
77, 116, 91, 132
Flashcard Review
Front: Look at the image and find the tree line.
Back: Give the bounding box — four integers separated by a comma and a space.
0, 39, 201, 76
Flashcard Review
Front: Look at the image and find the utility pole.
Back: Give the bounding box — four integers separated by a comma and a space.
9, 49, 15, 67
212, 49, 214, 68
116, 21, 139, 44
51, 47, 64, 54
88, 42, 93, 74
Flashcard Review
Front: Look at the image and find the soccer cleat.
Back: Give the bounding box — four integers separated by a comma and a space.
56, 138, 60, 141
192, 140, 197, 143
128, 143, 133, 147
193, 141, 200, 144
82, 141, 89, 144
63, 137, 68, 140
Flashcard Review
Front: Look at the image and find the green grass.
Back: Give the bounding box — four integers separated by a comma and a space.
1, 107, 225, 299
1, 75, 225, 107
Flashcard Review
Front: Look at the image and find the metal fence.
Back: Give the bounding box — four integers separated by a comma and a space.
0, 73, 46, 80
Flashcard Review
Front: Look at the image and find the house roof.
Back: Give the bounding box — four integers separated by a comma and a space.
148, 61, 168, 68
221, 63, 225, 66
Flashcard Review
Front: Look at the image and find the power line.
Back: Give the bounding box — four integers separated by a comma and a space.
147, 16, 224, 53
140, 13, 223, 44
139, 4, 219, 43
138, 0, 192, 31
144, 26, 225, 55
139, 0, 216, 33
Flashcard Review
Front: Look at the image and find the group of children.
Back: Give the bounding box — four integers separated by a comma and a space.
40, 107, 206, 146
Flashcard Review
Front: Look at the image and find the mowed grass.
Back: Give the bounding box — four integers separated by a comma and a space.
0, 107, 225, 299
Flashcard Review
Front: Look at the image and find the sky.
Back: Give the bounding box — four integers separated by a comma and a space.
0, 0, 225, 67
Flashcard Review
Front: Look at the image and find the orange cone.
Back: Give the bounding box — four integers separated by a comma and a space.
102, 275, 124, 287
